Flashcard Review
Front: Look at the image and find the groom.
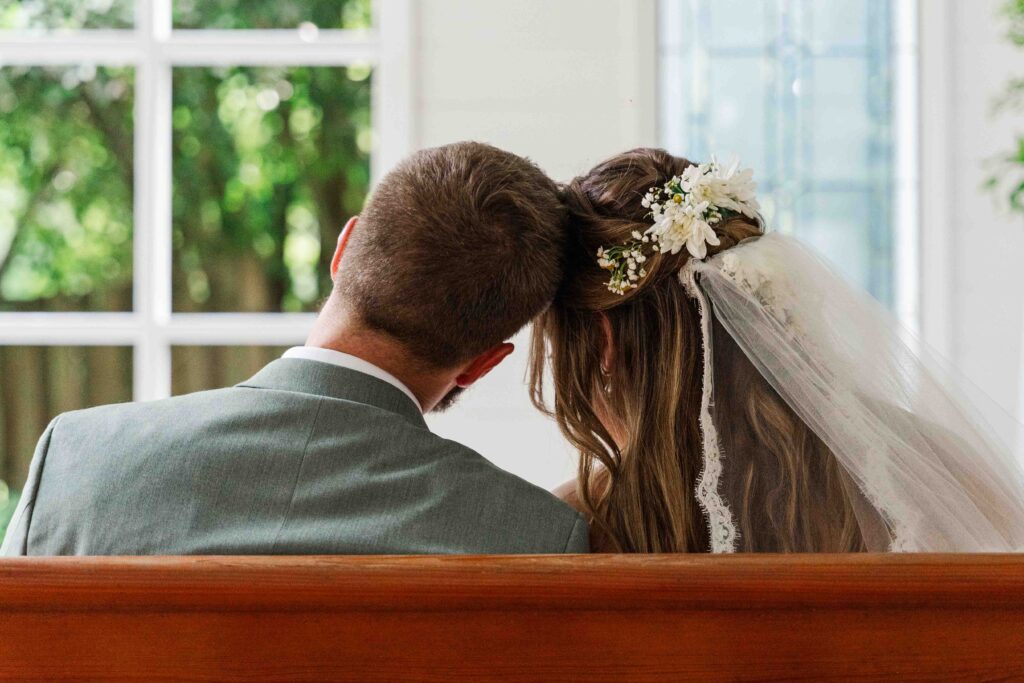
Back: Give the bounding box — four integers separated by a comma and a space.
1, 142, 588, 555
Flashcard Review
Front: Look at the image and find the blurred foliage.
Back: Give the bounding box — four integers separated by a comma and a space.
0, 66, 134, 311
175, 0, 372, 29
0, 0, 133, 30
988, 0, 1024, 212
1006, 0, 1024, 44
0, 479, 18, 541
172, 65, 371, 311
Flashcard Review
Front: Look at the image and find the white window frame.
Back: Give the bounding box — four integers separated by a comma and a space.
0, 0, 415, 401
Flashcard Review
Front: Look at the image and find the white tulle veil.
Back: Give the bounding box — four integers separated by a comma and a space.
680, 232, 1024, 552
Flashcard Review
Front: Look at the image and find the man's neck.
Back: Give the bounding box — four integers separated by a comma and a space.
305, 310, 453, 412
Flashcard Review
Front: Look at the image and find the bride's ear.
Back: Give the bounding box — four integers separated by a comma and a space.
598, 312, 615, 374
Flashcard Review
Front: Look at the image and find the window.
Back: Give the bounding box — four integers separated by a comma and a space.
658, 0, 918, 319
0, 0, 412, 498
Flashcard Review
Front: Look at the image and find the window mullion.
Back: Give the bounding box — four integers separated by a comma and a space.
132, 0, 172, 401
373, 0, 415, 182
0, 31, 139, 64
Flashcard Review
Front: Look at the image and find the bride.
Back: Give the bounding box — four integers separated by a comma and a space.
530, 147, 1024, 553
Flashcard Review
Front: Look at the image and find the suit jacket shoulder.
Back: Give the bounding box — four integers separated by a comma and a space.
6, 359, 589, 556
418, 432, 589, 552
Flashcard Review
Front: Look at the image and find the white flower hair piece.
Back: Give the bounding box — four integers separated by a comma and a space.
597, 158, 760, 295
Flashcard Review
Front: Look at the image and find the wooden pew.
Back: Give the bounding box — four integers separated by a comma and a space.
1, 554, 1022, 681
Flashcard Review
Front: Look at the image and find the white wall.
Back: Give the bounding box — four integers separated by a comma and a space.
413, 0, 656, 179
921, 0, 1024, 423
413, 0, 657, 488
952, 0, 1024, 422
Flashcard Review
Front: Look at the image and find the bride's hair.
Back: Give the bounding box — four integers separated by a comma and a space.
530, 148, 866, 552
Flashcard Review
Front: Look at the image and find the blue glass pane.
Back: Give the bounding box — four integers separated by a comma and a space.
658, 0, 896, 305
709, 0, 775, 49
806, 58, 872, 182
706, 58, 769, 173
804, 0, 869, 50
795, 190, 874, 290
658, 0, 691, 52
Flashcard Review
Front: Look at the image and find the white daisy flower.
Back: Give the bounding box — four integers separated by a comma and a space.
595, 156, 759, 294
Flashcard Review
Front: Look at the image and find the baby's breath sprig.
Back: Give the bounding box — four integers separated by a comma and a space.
596, 231, 652, 295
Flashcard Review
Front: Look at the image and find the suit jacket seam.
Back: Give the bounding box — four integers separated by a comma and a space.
19, 415, 60, 554
563, 513, 586, 553
270, 397, 324, 552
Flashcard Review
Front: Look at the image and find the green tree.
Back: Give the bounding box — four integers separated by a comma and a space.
0, 65, 134, 311
172, 65, 371, 313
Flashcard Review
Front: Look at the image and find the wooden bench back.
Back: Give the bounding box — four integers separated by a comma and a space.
1, 554, 1023, 680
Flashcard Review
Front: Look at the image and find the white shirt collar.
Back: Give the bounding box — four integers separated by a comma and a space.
282, 346, 423, 413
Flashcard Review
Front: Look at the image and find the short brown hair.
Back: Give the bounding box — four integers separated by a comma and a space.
337, 141, 567, 368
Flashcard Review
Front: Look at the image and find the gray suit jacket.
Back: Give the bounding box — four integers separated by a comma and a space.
0, 358, 588, 555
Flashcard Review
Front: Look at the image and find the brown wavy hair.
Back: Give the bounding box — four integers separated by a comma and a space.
530, 148, 866, 553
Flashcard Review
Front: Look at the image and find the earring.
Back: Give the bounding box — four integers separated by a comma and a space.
600, 366, 613, 394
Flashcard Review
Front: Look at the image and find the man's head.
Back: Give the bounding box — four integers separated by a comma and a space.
323, 142, 568, 408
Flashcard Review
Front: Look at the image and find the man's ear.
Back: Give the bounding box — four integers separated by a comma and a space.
330, 216, 358, 281
454, 342, 515, 389
598, 312, 615, 373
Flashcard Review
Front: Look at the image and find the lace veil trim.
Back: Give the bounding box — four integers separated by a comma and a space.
680, 262, 738, 553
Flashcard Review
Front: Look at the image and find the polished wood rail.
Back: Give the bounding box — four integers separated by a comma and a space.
1, 554, 1023, 681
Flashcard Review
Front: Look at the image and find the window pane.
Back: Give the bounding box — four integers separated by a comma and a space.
807, 0, 869, 50
171, 66, 371, 313
705, 57, 770, 175
807, 57, 873, 183
709, 0, 774, 49
0, 66, 134, 312
0, 346, 132, 498
172, 346, 288, 394
796, 189, 875, 291
173, 0, 372, 30
658, 0, 897, 304
0, 0, 134, 29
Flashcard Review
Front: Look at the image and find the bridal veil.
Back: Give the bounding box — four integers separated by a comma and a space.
681, 232, 1024, 552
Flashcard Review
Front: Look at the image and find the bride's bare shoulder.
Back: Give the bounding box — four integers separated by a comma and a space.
551, 477, 617, 553
552, 478, 584, 513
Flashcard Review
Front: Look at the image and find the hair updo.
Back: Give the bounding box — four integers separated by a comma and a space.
530, 147, 864, 553
556, 148, 761, 312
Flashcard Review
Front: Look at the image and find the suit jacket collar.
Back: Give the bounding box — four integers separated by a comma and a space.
239, 358, 427, 427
